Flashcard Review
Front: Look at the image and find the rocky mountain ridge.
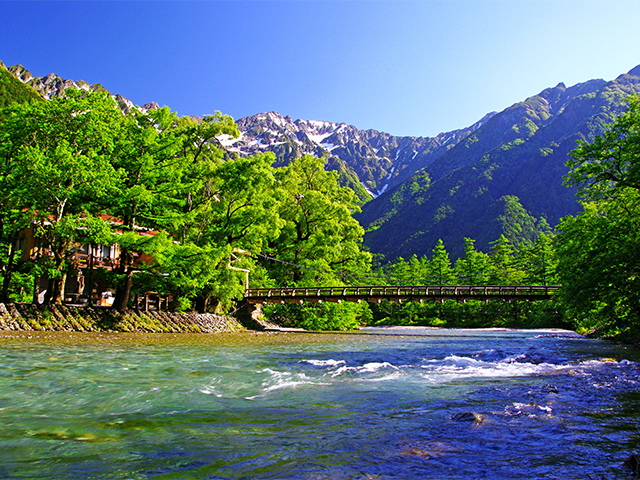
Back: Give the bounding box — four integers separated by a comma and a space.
5, 63, 160, 114
220, 110, 496, 198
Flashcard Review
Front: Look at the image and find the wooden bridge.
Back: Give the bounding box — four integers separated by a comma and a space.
244, 285, 560, 304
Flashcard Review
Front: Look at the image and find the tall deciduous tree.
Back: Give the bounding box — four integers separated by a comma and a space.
109, 111, 240, 310
566, 94, 640, 199
269, 155, 371, 286
154, 152, 283, 311
106, 106, 182, 310
0, 90, 123, 304
557, 94, 640, 335
555, 190, 640, 334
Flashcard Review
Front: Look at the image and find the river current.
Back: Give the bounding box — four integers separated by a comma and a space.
0, 327, 639, 479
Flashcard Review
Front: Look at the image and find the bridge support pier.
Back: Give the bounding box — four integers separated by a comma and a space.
236, 301, 269, 330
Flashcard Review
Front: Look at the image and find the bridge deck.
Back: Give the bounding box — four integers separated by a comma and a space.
244, 285, 560, 304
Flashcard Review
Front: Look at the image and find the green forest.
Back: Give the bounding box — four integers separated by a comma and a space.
1, 86, 639, 340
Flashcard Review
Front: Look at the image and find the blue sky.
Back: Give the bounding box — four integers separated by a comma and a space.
2, 1, 639, 137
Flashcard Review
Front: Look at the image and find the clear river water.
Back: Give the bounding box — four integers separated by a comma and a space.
1, 327, 639, 479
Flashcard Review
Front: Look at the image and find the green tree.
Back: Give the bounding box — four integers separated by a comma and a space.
566, 94, 640, 199
519, 232, 557, 285
109, 111, 240, 310
0, 89, 123, 304
269, 155, 371, 286
488, 235, 523, 284
388, 254, 429, 285
270, 301, 371, 331
557, 94, 640, 336
101, 106, 182, 310
427, 239, 453, 285
154, 152, 283, 311
454, 237, 490, 285
0, 208, 31, 302
387, 256, 408, 286
555, 190, 640, 334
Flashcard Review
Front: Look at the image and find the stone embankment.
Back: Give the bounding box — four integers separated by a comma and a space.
0, 303, 245, 333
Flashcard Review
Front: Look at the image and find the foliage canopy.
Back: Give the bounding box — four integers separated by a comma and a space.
558, 95, 640, 337
0, 92, 373, 324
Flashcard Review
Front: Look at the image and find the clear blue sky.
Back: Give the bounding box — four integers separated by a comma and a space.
2, 1, 639, 137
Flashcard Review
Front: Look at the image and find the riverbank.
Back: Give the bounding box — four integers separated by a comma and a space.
0, 303, 245, 333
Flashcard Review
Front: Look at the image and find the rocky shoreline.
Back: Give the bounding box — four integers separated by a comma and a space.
0, 303, 246, 334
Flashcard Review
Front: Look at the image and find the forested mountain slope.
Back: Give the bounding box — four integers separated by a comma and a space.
359, 65, 640, 261
0, 61, 42, 111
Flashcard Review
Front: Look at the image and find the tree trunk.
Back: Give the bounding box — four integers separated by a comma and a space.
44, 241, 70, 305
117, 266, 134, 311
0, 237, 17, 303
84, 243, 94, 305
32, 273, 41, 305
50, 270, 67, 305
195, 294, 211, 313
113, 248, 134, 311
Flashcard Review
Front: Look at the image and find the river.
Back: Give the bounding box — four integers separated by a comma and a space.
0, 327, 639, 479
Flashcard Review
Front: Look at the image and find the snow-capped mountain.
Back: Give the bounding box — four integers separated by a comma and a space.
219, 111, 496, 198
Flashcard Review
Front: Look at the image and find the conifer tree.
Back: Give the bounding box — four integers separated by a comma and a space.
428, 239, 453, 285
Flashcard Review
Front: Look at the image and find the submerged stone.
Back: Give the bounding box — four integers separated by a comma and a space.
451, 411, 485, 424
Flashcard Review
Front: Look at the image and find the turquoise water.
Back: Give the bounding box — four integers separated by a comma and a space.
0, 327, 639, 479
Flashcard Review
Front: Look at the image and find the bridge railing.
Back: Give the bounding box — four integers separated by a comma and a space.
244, 285, 560, 303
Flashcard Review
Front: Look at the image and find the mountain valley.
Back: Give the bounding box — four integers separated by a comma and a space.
3, 60, 640, 262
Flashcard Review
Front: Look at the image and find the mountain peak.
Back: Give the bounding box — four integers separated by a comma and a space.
7, 64, 35, 83
360, 64, 640, 261
141, 101, 160, 112
627, 64, 640, 78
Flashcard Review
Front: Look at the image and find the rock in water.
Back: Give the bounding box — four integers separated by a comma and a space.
624, 453, 640, 474
451, 411, 484, 424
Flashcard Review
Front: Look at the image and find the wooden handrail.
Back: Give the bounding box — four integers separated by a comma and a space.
244, 285, 560, 303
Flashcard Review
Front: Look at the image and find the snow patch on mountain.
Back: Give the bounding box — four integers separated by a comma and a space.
227, 110, 499, 199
